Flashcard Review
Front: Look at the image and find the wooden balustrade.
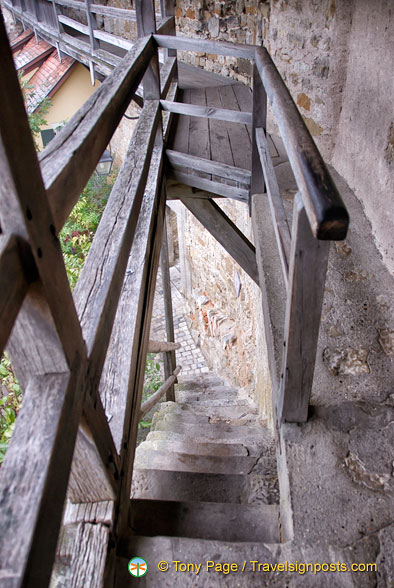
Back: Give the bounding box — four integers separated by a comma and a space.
0, 0, 350, 583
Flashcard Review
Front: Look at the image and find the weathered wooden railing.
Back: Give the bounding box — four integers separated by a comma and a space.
0, 1, 180, 584
1, 1, 349, 584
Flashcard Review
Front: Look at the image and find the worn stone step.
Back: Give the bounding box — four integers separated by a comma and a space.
145, 431, 264, 456
131, 469, 248, 503
130, 500, 280, 543
151, 416, 267, 443
141, 436, 249, 457
134, 447, 258, 475
180, 397, 250, 408
115, 535, 366, 587
176, 375, 224, 390
158, 401, 259, 423
176, 386, 239, 403
152, 406, 260, 428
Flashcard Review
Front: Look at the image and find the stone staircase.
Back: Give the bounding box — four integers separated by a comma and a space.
119, 373, 281, 585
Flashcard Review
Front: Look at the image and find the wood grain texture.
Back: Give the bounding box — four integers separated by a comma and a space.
255, 128, 291, 283
181, 198, 259, 285
39, 34, 155, 232
166, 149, 251, 184
279, 194, 329, 423
69, 523, 109, 588
169, 170, 249, 203
0, 234, 33, 356
160, 208, 177, 401
154, 34, 256, 59
160, 56, 177, 98
160, 99, 253, 125
255, 47, 349, 239
73, 100, 161, 391
0, 371, 83, 588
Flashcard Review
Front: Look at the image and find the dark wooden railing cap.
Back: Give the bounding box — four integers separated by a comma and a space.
255, 47, 349, 241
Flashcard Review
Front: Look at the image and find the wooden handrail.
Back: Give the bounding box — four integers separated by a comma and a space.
139, 366, 182, 420
255, 47, 349, 240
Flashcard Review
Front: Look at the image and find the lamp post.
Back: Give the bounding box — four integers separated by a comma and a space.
96, 149, 113, 176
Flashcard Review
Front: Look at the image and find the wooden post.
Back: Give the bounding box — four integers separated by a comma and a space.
250, 62, 267, 209
278, 193, 330, 423
160, 203, 177, 402
135, 0, 161, 101
160, 0, 177, 64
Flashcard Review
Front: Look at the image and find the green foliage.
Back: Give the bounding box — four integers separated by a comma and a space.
138, 354, 162, 431
18, 71, 51, 149
60, 172, 116, 289
0, 355, 22, 464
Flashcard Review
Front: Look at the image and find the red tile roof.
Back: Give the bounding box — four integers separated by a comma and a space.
11, 29, 34, 53
14, 35, 54, 72
26, 52, 75, 113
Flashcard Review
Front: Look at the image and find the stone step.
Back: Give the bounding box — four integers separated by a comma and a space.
175, 386, 239, 403
141, 436, 249, 457
180, 397, 251, 408
176, 375, 224, 390
145, 431, 265, 456
151, 416, 267, 443
158, 401, 259, 423
130, 500, 280, 543
131, 469, 248, 503
134, 447, 258, 475
152, 406, 261, 428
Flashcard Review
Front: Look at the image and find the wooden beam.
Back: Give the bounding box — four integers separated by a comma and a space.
255, 127, 291, 283
0, 371, 83, 588
135, 0, 161, 102
0, 234, 34, 356
73, 100, 161, 395
279, 194, 329, 423
98, 148, 166, 538
39, 34, 155, 232
147, 340, 181, 353
140, 365, 181, 419
154, 34, 256, 59
57, 14, 134, 51
160, 56, 177, 98
156, 15, 176, 36
251, 62, 267, 200
159, 0, 177, 59
166, 149, 251, 185
69, 522, 110, 588
181, 198, 260, 285
161, 99, 253, 125
84, 0, 99, 52
160, 205, 177, 401
169, 170, 249, 203
255, 47, 349, 240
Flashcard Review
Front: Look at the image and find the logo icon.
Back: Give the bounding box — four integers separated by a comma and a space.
128, 557, 148, 577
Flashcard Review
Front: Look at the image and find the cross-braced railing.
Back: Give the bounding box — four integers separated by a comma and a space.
0, 1, 348, 585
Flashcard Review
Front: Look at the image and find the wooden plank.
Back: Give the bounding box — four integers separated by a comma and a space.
63, 500, 114, 526
218, 85, 251, 171
166, 149, 251, 185
160, 99, 253, 125
0, 371, 83, 588
69, 522, 109, 588
188, 87, 210, 181
255, 47, 348, 240
160, 0, 177, 59
45, 0, 139, 20
140, 365, 181, 419
251, 63, 267, 199
135, 0, 161, 102
181, 198, 259, 285
170, 87, 191, 153
156, 15, 175, 36
231, 83, 252, 145
154, 34, 256, 59
73, 100, 161, 394
58, 14, 134, 51
0, 17, 85, 367
160, 56, 177, 98
255, 128, 291, 283
147, 340, 181, 353
0, 234, 33, 357
162, 81, 178, 142
279, 193, 330, 423
169, 170, 249, 203
99, 149, 166, 538
205, 85, 235, 185
160, 207, 177, 401
39, 35, 155, 232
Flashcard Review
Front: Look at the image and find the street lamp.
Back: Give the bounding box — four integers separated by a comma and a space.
96, 149, 113, 176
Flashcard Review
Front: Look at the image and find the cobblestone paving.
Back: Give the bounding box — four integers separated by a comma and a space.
149, 265, 209, 378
